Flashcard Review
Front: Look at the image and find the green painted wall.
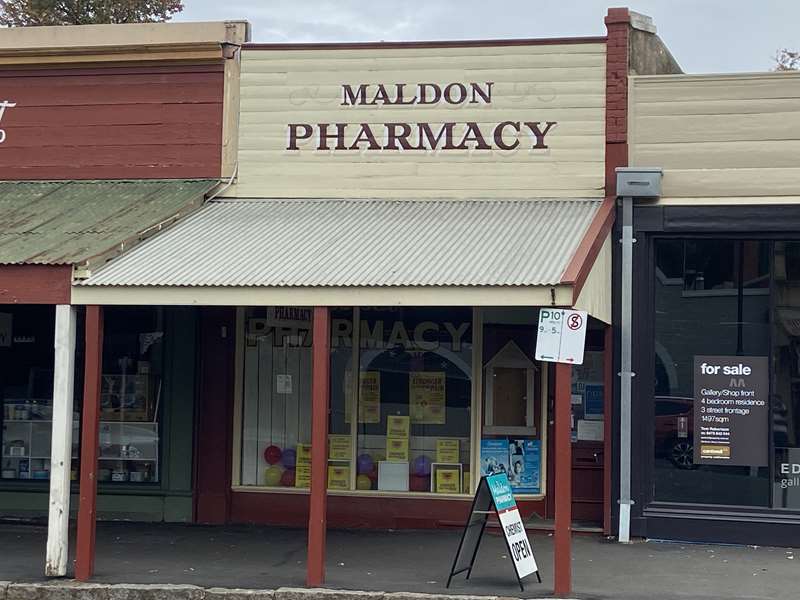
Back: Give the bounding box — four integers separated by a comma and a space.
0, 307, 198, 523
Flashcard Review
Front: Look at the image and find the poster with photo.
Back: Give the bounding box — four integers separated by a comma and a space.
481, 438, 540, 494
480, 439, 509, 477
508, 439, 541, 494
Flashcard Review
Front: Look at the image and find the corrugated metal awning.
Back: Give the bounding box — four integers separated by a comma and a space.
0, 179, 217, 267
79, 198, 601, 288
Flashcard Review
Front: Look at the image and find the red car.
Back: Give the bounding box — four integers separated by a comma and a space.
654, 396, 695, 469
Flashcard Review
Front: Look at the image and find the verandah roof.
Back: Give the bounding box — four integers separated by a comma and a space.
73, 198, 612, 320
0, 179, 217, 268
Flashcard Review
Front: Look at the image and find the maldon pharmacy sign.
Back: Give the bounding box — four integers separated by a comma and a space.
0, 100, 16, 144
286, 82, 557, 152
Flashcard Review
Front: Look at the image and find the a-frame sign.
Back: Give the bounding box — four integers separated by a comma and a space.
447, 473, 541, 591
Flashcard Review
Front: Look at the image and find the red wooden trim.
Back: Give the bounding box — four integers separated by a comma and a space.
194, 308, 236, 524
0, 63, 225, 77
603, 326, 613, 536
307, 306, 330, 587
245, 36, 607, 51
0, 265, 71, 304
230, 491, 543, 528
554, 362, 572, 597
75, 305, 103, 581
561, 197, 616, 303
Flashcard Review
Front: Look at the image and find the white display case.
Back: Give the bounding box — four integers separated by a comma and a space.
1, 404, 79, 480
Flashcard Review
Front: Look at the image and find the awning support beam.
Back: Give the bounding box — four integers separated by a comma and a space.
307, 306, 330, 587
75, 305, 104, 581
45, 305, 77, 577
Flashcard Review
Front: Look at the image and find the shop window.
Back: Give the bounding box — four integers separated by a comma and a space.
652, 239, 770, 506
2, 306, 163, 485
239, 307, 313, 488
351, 308, 472, 494
773, 242, 800, 508
98, 307, 164, 484
1, 306, 74, 482
479, 308, 544, 495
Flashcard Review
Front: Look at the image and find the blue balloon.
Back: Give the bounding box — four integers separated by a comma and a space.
282, 448, 297, 469
412, 455, 432, 477
357, 453, 374, 474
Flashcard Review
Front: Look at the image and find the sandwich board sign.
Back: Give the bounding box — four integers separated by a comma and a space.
534, 308, 587, 365
447, 473, 541, 591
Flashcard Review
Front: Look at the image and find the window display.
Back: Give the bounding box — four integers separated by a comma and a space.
2, 306, 163, 484
352, 308, 473, 494
479, 308, 543, 495
1, 306, 76, 481
98, 307, 164, 484
240, 307, 313, 488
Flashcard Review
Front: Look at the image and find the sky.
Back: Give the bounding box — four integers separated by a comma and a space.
174, 1, 798, 74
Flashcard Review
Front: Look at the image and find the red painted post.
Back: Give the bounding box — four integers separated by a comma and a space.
307, 306, 330, 587
75, 305, 104, 581
554, 361, 573, 597
603, 326, 613, 535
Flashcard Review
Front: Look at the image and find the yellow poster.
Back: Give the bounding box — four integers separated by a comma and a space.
327, 465, 350, 490
386, 415, 410, 439
463, 471, 471, 494
436, 439, 460, 463
295, 465, 311, 488
436, 468, 461, 494
296, 443, 312, 466
409, 372, 446, 424
386, 437, 409, 462
328, 435, 352, 460
344, 371, 381, 424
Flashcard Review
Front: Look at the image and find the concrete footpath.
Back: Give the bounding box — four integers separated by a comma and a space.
0, 522, 796, 600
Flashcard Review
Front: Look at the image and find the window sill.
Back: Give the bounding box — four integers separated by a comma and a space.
231, 485, 545, 502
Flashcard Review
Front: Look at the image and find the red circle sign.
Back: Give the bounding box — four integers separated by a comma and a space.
567, 314, 583, 330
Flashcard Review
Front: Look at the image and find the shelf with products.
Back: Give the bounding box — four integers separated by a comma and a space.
2, 409, 80, 480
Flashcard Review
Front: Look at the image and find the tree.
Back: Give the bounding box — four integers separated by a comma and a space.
775, 48, 800, 71
0, 0, 184, 26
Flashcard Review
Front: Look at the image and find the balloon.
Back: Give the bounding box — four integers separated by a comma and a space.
280, 469, 295, 487
410, 474, 430, 492
412, 455, 432, 477
357, 453, 374, 474
264, 465, 283, 486
282, 448, 297, 469
264, 445, 282, 465
356, 474, 372, 490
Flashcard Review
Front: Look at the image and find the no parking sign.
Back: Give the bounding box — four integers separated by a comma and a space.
534, 308, 587, 365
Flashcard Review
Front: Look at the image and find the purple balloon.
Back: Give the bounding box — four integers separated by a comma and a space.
357, 453, 374, 474
282, 448, 297, 469
412, 455, 432, 477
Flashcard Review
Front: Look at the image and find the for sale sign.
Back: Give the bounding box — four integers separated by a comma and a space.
693, 356, 768, 466
535, 308, 587, 365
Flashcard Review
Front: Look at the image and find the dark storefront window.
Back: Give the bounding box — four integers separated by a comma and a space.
653, 239, 771, 506
772, 242, 800, 508
1, 306, 163, 484
99, 308, 165, 484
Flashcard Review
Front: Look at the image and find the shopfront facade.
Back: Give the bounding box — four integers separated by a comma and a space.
0, 21, 248, 526
70, 8, 680, 536
625, 71, 800, 545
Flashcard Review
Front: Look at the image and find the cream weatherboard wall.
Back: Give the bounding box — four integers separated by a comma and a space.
629, 72, 800, 203
228, 42, 607, 199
